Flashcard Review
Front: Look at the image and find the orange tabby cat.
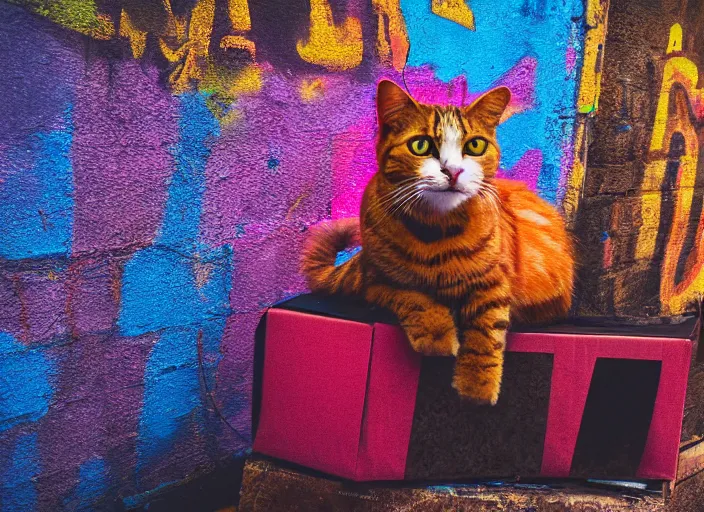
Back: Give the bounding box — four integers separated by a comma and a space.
301, 80, 574, 405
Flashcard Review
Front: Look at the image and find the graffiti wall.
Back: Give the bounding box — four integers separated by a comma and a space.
573, 0, 704, 318
0, 0, 600, 508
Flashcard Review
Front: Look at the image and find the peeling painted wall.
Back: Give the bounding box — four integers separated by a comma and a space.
0, 0, 599, 509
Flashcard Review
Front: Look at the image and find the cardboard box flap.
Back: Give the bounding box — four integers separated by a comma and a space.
274, 294, 698, 339
356, 323, 422, 481
274, 293, 398, 326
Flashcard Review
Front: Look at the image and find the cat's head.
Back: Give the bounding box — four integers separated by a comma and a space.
375, 80, 510, 214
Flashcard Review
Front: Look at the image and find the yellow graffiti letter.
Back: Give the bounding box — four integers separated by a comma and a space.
297, 0, 363, 71
119, 10, 147, 58
373, 0, 410, 71
431, 0, 475, 31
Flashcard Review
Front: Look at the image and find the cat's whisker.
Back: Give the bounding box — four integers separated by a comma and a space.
396, 191, 424, 216
388, 185, 427, 217
480, 182, 498, 194
403, 194, 424, 215
486, 194, 500, 216
381, 185, 416, 210
376, 183, 417, 209
482, 185, 500, 205
480, 182, 500, 202
479, 188, 499, 206
377, 178, 416, 197
388, 181, 429, 209
388, 189, 423, 218
368, 185, 421, 231
478, 187, 500, 217
377, 184, 412, 205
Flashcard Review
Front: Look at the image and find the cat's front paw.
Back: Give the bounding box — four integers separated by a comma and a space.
451, 377, 499, 405
403, 319, 459, 357
451, 353, 502, 405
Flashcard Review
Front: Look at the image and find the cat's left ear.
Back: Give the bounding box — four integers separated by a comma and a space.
465, 86, 511, 128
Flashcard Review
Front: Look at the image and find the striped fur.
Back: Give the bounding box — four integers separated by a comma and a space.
301, 81, 574, 405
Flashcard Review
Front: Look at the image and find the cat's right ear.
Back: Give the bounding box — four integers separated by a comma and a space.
377, 80, 417, 126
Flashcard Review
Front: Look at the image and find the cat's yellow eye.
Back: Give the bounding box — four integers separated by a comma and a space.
464, 137, 488, 156
408, 136, 433, 156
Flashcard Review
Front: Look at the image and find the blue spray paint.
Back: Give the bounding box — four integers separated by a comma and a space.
119, 92, 231, 336
0, 334, 51, 508
0, 333, 55, 432
0, 107, 74, 259
62, 457, 108, 511
138, 327, 202, 465
401, 0, 584, 203
137, 320, 228, 466
119, 93, 231, 466
118, 246, 231, 336
334, 246, 362, 266
0, 433, 39, 512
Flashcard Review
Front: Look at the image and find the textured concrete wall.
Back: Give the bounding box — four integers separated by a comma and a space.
573, 0, 704, 318
0, 0, 597, 509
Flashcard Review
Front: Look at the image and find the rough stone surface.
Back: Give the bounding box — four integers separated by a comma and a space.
238, 459, 665, 512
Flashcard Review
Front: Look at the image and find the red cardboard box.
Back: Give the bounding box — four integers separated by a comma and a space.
253, 294, 694, 483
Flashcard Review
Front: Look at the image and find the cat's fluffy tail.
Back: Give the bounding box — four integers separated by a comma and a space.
300, 218, 364, 296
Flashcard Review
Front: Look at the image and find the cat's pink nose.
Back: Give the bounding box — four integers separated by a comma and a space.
441, 167, 463, 187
